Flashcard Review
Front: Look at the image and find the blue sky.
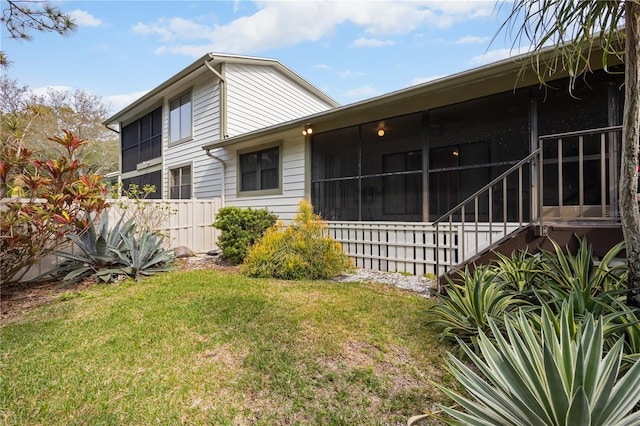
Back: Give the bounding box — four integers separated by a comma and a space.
2, 1, 522, 114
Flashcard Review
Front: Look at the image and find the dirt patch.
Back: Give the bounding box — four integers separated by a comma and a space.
1, 254, 238, 323
1, 279, 93, 322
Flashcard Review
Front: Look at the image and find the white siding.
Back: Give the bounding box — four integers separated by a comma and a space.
163, 76, 223, 199
157, 60, 335, 203
225, 63, 334, 137
214, 131, 307, 220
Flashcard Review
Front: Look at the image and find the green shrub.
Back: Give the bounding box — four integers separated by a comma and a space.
242, 200, 353, 280
427, 266, 527, 352
535, 239, 628, 313
47, 214, 174, 283
491, 249, 542, 293
212, 206, 277, 264
412, 305, 640, 426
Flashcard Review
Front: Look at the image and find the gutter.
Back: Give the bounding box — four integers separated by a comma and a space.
104, 124, 120, 134
204, 57, 228, 140
205, 149, 226, 207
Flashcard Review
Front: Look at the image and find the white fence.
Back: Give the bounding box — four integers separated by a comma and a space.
19, 198, 223, 281
327, 221, 521, 276
16, 202, 523, 281
106, 198, 223, 253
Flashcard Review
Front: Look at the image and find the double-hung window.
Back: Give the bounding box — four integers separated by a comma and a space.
239, 146, 280, 193
169, 165, 192, 199
170, 93, 192, 143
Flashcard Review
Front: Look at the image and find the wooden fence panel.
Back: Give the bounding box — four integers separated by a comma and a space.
327, 221, 522, 276
18, 198, 222, 281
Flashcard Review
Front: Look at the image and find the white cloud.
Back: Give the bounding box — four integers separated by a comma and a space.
30, 85, 73, 97
106, 90, 150, 113
352, 37, 395, 48
68, 10, 103, 27
133, 17, 213, 42
314, 63, 331, 70
411, 75, 445, 86
133, 1, 497, 57
455, 35, 490, 45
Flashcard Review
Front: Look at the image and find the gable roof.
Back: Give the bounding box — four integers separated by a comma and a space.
104, 52, 339, 126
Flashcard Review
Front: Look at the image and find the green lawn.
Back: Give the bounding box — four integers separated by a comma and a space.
1, 270, 454, 425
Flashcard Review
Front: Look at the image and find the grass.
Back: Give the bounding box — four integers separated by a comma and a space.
1, 270, 454, 425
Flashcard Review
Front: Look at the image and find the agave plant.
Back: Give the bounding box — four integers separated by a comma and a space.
539, 238, 626, 295
533, 239, 628, 321
415, 306, 640, 426
48, 214, 174, 283
490, 249, 542, 293
426, 266, 526, 351
111, 227, 174, 278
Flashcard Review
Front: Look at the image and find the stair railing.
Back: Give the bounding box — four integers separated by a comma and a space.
537, 125, 622, 225
433, 149, 540, 281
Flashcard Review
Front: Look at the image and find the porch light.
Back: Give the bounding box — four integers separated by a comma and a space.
302, 124, 313, 136
377, 121, 385, 137
452, 149, 459, 156
377, 129, 385, 137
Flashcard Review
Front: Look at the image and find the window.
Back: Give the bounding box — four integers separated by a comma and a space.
170, 93, 192, 143
169, 165, 192, 199
121, 106, 162, 173
121, 171, 162, 199
239, 146, 279, 192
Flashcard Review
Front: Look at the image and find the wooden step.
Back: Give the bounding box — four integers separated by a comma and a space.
437, 221, 624, 291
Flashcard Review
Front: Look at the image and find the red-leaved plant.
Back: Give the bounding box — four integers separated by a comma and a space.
0, 130, 109, 284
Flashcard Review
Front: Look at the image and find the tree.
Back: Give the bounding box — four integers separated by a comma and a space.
0, 76, 118, 175
498, 0, 640, 307
0, 0, 76, 68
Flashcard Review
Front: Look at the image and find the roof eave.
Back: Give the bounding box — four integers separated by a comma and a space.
104, 53, 214, 126
104, 52, 338, 126
201, 54, 530, 150
202, 41, 623, 151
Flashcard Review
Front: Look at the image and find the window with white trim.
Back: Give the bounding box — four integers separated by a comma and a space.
169, 93, 192, 143
239, 146, 279, 192
169, 165, 192, 199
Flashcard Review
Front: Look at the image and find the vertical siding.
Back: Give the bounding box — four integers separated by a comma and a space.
163, 77, 223, 199
225, 63, 334, 137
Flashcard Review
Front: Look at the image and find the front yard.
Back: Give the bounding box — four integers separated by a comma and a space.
1, 269, 452, 425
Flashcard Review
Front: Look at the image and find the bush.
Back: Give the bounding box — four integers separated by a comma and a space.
46, 214, 174, 284
212, 206, 277, 264
242, 200, 353, 280
0, 130, 109, 284
110, 183, 176, 238
426, 266, 527, 353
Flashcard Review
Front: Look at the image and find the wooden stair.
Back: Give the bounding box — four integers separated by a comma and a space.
437, 220, 624, 290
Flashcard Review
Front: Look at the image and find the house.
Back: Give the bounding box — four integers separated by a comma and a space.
199, 47, 632, 277
106, 45, 634, 279
104, 53, 339, 200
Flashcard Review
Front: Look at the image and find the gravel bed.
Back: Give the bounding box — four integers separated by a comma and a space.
185, 253, 435, 297
331, 268, 435, 297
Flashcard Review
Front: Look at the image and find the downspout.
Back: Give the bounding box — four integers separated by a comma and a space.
205, 149, 226, 207
104, 124, 122, 196
204, 58, 228, 140
104, 124, 120, 134
204, 57, 228, 207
